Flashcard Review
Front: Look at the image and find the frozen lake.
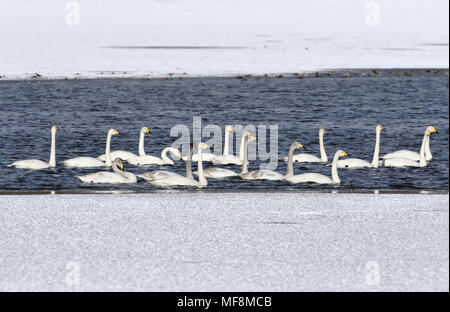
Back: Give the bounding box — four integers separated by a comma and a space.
0, 0, 448, 79
0, 192, 448, 291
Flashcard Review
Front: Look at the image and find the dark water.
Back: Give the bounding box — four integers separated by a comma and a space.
0, 70, 448, 192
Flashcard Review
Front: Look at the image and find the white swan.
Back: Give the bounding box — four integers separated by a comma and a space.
241, 141, 304, 180
211, 130, 251, 165
380, 128, 434, 168
127, 139, 181, 166
181, 128, 221, 164
286, 150, 349, 184
138, 143, 195, 182
98, 127, 150, 161
195, 134, 256, 179
381, 126, 437, 162
337, 124, 385, 169
150, 143, 209, 188
8, 125, 59, 170
284, 128, 328, 163
77, 158, 137, 184
63, 129, 120, 168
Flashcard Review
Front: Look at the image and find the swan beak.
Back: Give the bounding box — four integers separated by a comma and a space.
298, 143, 304, 148
432, 127, 438, 134
343, 152, 349, 156
381, 125, 386, 131
324, 130, 328, 135
146, 128, 150, 133
203, 143, 210, 149
229, 127, 234, 132
177, 151, 182, 158
120, 162, 124, 170
249, 136, 256, 142
114, 130, 120, 135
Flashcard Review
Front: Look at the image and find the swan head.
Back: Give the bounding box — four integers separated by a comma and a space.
226, 125, 234, 132
108, 129, 120, 136
426, 126, 438, 135
336, 150, 349, 158
198, 142, 210, 150
113, 158, 124, 171
376, 124, 386, 132
141, 127, 150, 134
51, 125, 59, 132
319, 128, 328, 135
292, 141, 304, 149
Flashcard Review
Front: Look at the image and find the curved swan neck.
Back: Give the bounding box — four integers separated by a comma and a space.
223, 127, 231, 156
331, 153, 341, 184
285, 143, 297, 178
197, 145, 207, 186
138, 130, 146, 156
49, 129, 57, 167
241, 136, 250, 174
105, 132, 113, 166
419, 132, 427, 167
186, 144, 194, 179
371, 128, 381, 168
319, 132, 328, 163
161, 147, 176, 164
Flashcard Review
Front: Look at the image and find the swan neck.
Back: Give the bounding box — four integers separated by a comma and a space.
319, 132, 328, 162
331, 153, 341, 184
161, 147, 172, 164
197, 145, 207, 186
371, 129, 381, 168
138, 131, 146, 156
49, 130, 56, 167
239, 133, 246, 160
419, 132, 427, 167
285, 144, 296, 178
223, 129, 230, 156
241, 136, 249, 174
105, 132, 112, 166
425, 133, 432, 160
186, 144, 194, 179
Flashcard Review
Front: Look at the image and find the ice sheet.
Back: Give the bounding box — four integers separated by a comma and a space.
0, 0, 448, 79
0, 192, 448, 291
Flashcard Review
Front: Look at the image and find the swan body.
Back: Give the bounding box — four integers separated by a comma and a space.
382, 126, 437, 162
77, 158, 137, 184
127, 147, 181, 166
8, 125, 59, 170
198, 134, 256, 179
285, 128, 328, 163
63, 129, 120, 168
98, 151, 136, 162
380, 128, 435, 168
138, 170, 180, 181
196, 168, 239, 179
241, 141, 303, 180
98, 127, 150, 161
286, 150, 349, 184
380, 157, 422, 168
337, 124, 385, 169
150, 143, 209, 188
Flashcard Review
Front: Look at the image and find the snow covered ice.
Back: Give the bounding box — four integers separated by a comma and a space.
0, 192, 448, 291
0, 0, 448, 79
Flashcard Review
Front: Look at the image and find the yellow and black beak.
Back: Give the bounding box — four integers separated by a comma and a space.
114, 130, 120, 135
120, 162, 124, 170
343, 151, 349, 156
146, 128, 150, 133
298, 143, 304, 148
324, 130, 329, 135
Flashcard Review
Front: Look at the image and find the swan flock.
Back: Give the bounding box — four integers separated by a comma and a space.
8, 124, 439, 187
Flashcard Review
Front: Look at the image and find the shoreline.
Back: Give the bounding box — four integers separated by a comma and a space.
0, 68, 448, 82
